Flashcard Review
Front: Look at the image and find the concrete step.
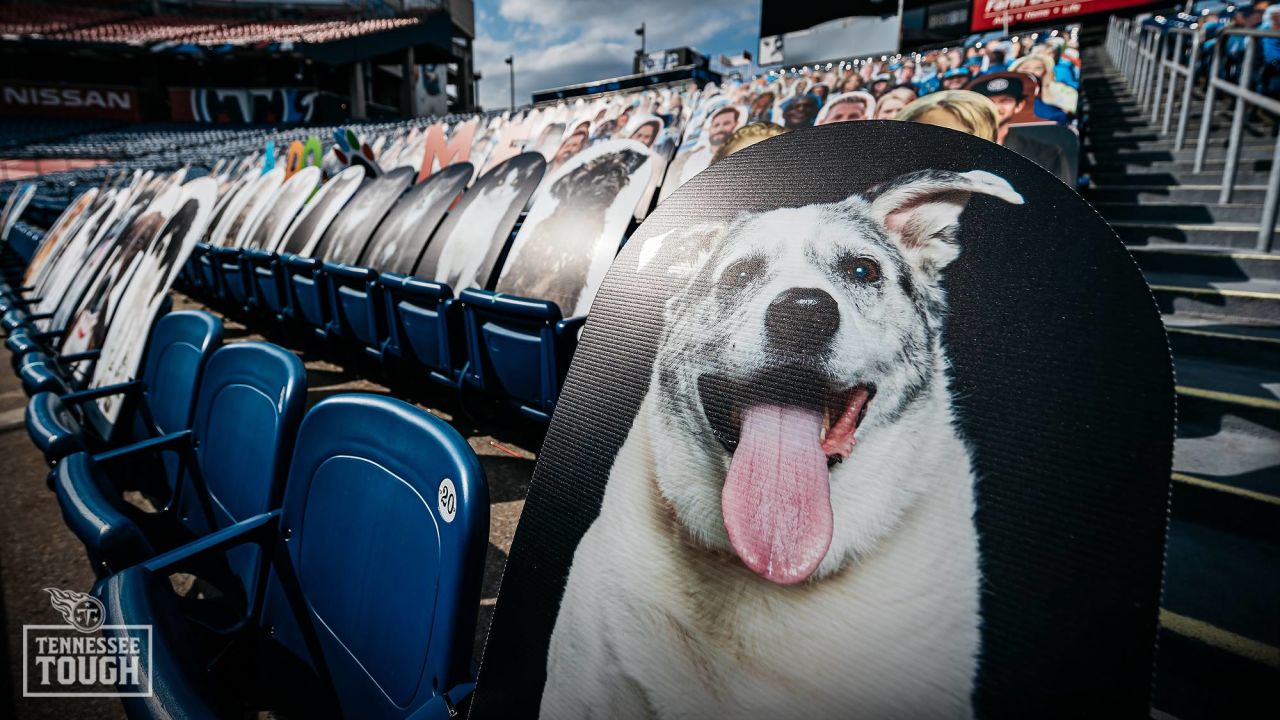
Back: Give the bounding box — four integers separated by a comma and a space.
1163, 315, 1280, 368
1176, 354, 1280, 414
1161, 517, 1280, 651
1084, 136, 1274, 152
1087, 146, 1276, 165
1097, 202, 1269, 225
1173, 414, 1280, 540
1113, 222, 1267, 249
1090, 169, 1277, 186
1086, 124, 1270, 142
1153, 622, 1279, 720
1087, 185, 1269, 204
1131, 246, 1280, 282
1145, 271, 1280, 321
1089, 158, 1275, 175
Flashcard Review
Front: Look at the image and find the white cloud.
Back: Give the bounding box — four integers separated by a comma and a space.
473, 0, 757, 111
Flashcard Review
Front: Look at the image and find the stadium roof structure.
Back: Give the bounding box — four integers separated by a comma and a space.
0, 5, 456, 65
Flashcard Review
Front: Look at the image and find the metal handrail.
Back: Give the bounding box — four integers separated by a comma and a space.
1105, 19, 1280, 251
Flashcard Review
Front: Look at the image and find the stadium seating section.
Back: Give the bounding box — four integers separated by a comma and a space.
0, 12, 1276, 720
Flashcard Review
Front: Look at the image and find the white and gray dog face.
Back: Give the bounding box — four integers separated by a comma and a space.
639, 169, 1023, 585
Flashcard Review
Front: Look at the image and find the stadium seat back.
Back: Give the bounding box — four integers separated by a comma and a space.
134, 310, 223, 444
185, 342, 306, 586
259, 394, 488, 716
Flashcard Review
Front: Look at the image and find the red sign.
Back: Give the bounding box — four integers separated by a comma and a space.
971, 0, 1152, 32
0, 81, 140, 121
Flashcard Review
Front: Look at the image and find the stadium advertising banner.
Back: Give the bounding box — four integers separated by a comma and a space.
169, 87, 345, 124
0, 81, 140, 121
971, 0, 1152, 32
759, 1, 901, 67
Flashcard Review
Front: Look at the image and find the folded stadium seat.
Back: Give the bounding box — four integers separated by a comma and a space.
25, 310, 222, 467
52, 341, 306, 578
192, 166, 273, 305
188, 243, 221, 299
458, 142, 652, 420
16, 295, 175, 396
285, 167, 412, 339
93, 394, 488, 718
380, 154, 545, 385
248, 165, 368, 322
226, 166, 322, 319
458, 289, 585, 422
210, 167, 286, 310
325, 162, 471, 359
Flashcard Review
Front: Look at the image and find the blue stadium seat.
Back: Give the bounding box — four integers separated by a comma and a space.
243, 248, 290, 321
51, 341, 306, 577
190, 243, 224, 300
380, 273, 467, 385
458, 288, 586, 422
324, 262, 384, 353
280, 253, 331, 338
93, 394, 488, 718
212, 246, 254, 309
25, 310, 222, 467
12, 295, 174, 396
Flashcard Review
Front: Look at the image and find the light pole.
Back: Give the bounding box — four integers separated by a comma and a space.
636, 22, 646, 56
504, 55, 514, 112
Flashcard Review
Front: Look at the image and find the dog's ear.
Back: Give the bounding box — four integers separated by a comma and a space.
635, 222, 725, 279
867, 170, 1023, 273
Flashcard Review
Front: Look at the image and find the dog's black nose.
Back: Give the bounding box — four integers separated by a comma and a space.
766, 288, 840, 351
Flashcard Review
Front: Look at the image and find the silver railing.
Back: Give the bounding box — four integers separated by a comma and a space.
1105, 17, 1280, 251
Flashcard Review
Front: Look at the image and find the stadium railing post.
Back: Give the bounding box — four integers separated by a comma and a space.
1141, 26, 1152, 101
1159, 31, 1183, 129
1150, 30, 1167, 120
1218, 35, 1256, 205
1259, 141, 1280, 251
1192, 39, 1223, 174
1174, 28, 1202, 151
1146, 29, 1164, 110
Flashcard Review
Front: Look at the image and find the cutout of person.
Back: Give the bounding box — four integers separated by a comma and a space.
896, 90, 1000, 142
815, 92, 876, 125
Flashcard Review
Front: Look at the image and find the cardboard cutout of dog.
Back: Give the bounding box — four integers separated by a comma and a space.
541, 169, 1023, 719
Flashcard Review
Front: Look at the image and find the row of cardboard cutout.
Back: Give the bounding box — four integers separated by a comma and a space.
16, 132, 651, 434
208, 133, 654, 316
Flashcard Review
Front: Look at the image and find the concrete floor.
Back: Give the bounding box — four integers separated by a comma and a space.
0, 292, 540, 718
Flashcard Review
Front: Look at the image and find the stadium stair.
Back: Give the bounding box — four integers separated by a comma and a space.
1081, 35, 1279, 720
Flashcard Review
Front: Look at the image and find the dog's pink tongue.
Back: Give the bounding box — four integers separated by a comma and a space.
722, 404, 833, 585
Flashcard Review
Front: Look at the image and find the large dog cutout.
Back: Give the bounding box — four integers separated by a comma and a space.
542, 169, 1024, 718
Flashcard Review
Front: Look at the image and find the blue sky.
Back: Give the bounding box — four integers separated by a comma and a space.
472, 0, 762, 110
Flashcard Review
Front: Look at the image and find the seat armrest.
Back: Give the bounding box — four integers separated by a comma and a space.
389, 274, 453, 302
60, 379, 143, 405
242, 248, 277, 262
91, 430, 192, 465
325, 262, 377, 282
56, 349, 102, 364
555, 315, 588, 336
140, 510, 281, 575
281, 253, 320, 271
458, 288, 562, 321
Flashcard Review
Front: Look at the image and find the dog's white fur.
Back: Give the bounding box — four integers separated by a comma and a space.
541, 170, 1024, 719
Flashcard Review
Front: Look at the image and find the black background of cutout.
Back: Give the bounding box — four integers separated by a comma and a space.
472, 120, 1175, 719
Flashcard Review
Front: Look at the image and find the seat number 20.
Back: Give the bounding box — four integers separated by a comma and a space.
438, 478, 457, 523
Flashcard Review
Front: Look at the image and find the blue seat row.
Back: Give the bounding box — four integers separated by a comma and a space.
4, 300, 489, 717
183, 158, 583, 423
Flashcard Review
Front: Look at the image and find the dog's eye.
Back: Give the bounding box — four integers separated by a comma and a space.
841, 256, 881, 284
723, 257, 765, 287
